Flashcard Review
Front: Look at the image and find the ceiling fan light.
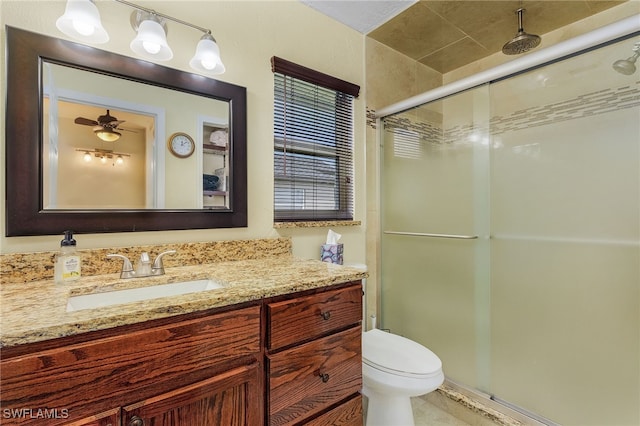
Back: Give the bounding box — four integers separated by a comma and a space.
94, 128, 121, 142
130, 13, 173, 61
189, 33, 225, 75
56, 0, 109, 44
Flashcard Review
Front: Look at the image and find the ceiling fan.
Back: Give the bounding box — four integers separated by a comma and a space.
74, 109, 133, 142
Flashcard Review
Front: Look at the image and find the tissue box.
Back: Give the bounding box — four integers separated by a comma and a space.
321, 243, 343, 265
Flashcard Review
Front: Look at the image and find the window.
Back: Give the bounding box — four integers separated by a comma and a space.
272, 57, 359, 222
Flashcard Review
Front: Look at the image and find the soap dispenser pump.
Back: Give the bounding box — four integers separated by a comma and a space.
54, 230, 81, 284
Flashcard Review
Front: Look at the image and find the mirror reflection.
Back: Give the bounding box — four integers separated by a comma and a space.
42, 62, 230, 210
6, 26, 247, 236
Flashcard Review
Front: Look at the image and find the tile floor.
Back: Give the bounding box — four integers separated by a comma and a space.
364, 392, 521, 426
412, 395, 472, 425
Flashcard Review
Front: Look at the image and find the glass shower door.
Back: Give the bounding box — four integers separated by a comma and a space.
488, 38, 640, 425
380, 35, 639, 425
380, 85, 491, 390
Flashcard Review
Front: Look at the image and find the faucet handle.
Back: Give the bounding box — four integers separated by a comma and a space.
152, 250, 176, 276
106, 254, 136, 279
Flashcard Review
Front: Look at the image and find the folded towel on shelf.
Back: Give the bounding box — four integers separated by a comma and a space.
209, 130, 228, 147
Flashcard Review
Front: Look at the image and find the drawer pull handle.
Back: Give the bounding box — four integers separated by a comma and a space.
319, 372, 330, 383
320, 311, 331, 320
129, 416, 144, 426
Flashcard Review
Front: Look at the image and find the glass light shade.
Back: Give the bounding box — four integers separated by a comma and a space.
94, 128, 121, 142
189, 34, 225, 75
130, 18, 173, 61
83, 151, 92, 162
56, 0, 109, 44
115, 155, 124, 166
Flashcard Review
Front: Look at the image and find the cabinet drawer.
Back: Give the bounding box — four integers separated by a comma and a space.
0, 305, 261, 425
303, 394, 362, 426
267, 284, 361, 350
268, 327, 362, 426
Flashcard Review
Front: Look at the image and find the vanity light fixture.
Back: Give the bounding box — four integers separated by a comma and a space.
56, 0, 109, 44
57, 0, 226, 74
77, 148, 130, 166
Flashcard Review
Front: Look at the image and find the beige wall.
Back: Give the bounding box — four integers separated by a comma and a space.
0, 0, 366, 264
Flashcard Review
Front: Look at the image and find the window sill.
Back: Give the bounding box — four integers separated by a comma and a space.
274, 220, 361, 229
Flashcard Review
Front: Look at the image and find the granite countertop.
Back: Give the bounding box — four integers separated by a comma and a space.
0, 255, 367, 348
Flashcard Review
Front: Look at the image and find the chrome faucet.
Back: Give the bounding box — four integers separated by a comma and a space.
107, 250, 176, 279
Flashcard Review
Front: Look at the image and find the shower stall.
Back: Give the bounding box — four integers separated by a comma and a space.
378, 19, 639, 426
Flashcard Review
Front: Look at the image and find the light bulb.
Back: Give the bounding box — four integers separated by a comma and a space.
73, 20, 95, 36
201, 57, 217, 70
83, 151, 92, 162
115, 155, 124, 166
142, 41, 161, 55
100, 155, 107, 164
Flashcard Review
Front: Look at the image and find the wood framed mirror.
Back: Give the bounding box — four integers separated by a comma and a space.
5, 26, 247, 236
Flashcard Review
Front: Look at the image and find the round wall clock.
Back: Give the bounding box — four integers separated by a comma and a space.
168, 132, 195, 158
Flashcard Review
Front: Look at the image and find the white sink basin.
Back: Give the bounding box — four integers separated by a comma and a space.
66, 279, 226, 312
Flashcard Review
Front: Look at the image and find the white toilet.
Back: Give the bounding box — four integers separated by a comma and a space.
345, 264, 444, 425
361, 328, 444, 426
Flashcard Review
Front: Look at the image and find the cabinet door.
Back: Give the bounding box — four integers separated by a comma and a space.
123, 363, 261, 426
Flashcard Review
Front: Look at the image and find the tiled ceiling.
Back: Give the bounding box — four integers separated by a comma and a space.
305, 1, 631, 74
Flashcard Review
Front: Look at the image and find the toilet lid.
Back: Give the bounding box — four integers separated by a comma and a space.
362, 329, 442, 377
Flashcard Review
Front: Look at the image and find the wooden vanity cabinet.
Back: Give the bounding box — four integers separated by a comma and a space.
0, 305, 262, 426
265, 282, 363, 426
0, 281, 363, 426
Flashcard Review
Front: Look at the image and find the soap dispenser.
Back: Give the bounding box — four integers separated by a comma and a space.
54, 230, 81, 284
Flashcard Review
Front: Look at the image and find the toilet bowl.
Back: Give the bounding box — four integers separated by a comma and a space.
362, 329, 444, 426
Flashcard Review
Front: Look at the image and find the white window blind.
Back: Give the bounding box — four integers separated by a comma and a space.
272, 57, 359, 222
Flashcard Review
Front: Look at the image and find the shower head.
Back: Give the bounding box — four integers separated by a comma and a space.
612, 42, 640, 75
502, 8, 541, 55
